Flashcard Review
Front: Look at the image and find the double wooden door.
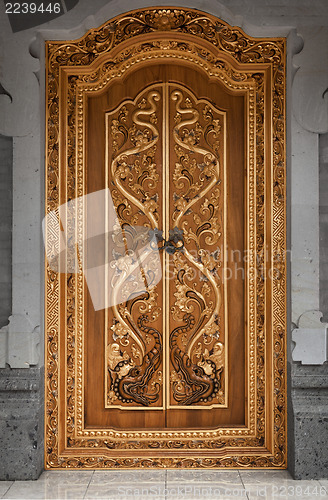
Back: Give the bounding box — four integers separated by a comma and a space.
85, 64, 245, 430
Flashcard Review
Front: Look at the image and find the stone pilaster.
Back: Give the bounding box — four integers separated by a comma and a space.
288, 364, 328, 479
0, 367, 44, 480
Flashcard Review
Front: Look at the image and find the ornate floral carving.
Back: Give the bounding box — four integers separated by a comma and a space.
168, 85, 225, 408
105, 87, 163, 408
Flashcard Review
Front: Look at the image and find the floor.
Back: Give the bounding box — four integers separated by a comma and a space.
0, 470, 327, 500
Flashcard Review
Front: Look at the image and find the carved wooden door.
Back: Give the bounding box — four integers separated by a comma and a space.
45, 8, 287, 469
86, 66, 245, 430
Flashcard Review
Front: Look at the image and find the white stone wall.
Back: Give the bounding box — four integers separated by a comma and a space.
0, 0, 327, 364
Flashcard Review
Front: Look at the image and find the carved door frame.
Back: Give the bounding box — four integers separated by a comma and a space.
45, 7, 287, 469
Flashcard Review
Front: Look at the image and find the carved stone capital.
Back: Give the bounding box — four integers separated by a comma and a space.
292, 27, 328, 134
292, 311, 328, 365
0, 315, 40, 368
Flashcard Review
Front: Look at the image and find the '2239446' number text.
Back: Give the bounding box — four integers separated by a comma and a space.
5, 3, 61, 14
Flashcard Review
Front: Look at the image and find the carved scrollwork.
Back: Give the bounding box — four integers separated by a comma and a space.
168, 85, 225, 407
47, 8, 284, 73
105, 86, 163, 408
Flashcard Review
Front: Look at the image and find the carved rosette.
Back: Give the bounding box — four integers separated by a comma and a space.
45, 7, 286, 469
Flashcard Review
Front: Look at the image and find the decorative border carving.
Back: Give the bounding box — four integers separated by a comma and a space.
45, 8, 286, 469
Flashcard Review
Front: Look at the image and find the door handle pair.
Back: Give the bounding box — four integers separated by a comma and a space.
149, 227, 184, 254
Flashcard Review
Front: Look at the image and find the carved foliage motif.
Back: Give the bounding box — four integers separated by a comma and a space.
45, 7, 286, 469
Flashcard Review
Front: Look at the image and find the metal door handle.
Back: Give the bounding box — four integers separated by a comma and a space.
149, 227, 184, 254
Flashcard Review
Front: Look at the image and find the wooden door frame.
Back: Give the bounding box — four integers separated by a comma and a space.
45, 7, 287, 469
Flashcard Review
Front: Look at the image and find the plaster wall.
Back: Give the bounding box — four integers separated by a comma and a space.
0, 0, 327, 479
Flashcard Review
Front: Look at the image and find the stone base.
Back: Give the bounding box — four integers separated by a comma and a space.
0, 367, 44, 480
0, 365, 327, 479
288, 363, 328, 479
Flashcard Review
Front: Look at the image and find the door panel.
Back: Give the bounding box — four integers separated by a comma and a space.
85, 64, 245, 429
45, 7, 287, 468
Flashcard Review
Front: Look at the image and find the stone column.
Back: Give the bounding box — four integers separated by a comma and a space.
0, 4, 43, 480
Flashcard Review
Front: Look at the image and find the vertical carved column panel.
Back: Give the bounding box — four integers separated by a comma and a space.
105, 85, 164, 409
168, 85, 226, 408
